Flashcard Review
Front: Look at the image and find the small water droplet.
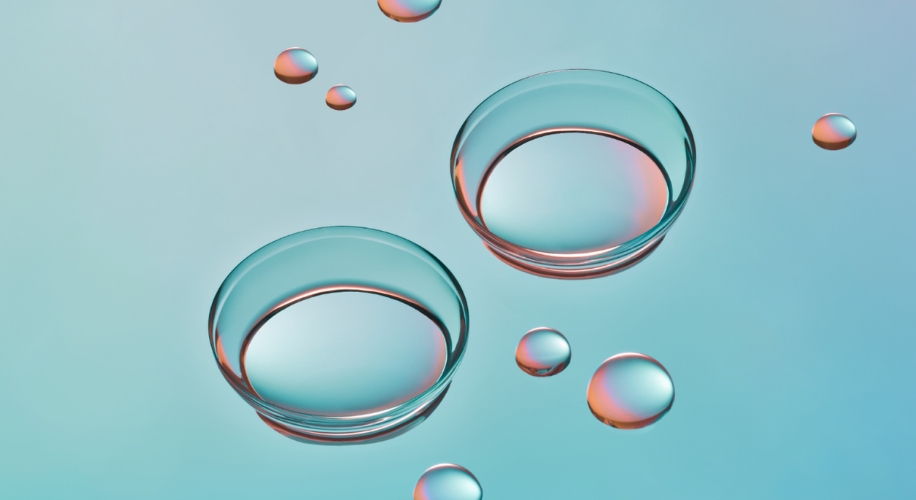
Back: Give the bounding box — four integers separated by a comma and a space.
452, 70, 696, 279
812, 113, 856, 150
587, 353, 674, 430
379, 0, 441, 23
209, 227, 468, 444
326, 85, 357, 110
515, 327, 571, 377
414, 464, 482, 500
274, 48, 318, 84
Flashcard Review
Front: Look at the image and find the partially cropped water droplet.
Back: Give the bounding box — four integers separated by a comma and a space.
209, 227, 468, 444
379, 0, 441, 23
326, 85, 357, 110
274, 48, 318, 84
812, 113, 856, 150
414, 464, 482, 500
452, 70, 696, 279
515, 327, 571, 377
587, 353, 674, 430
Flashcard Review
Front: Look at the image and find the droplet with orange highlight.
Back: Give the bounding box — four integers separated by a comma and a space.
515, 327, 571, 377
326, 85, 357, 110
273, 48, 318, 85
379, 0, 441, 23
812, 113, 856, 150
587, 353, 674, 430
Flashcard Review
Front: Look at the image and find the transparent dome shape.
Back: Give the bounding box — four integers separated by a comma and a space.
451, 69, 696, 279
208, 227, 469, 444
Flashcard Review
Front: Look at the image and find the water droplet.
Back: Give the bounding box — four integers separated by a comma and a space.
326, 85, 357, 110
452, 70, 696, 279
587, 353, 674, 430
812, 113, 856, 150
209, 227, 469, 444
515, 327, 571, 377
379, 0, 441, 23
274, 48, 318, 84
414, 464, 482, 500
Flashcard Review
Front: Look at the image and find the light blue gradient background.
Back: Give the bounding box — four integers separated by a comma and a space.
1, 1, 914, 498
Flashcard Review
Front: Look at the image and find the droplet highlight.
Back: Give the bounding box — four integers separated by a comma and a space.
452, 70, 696, 279
379, 0, 441, 23
812, 113, 856, 150
326, 85, 357, 111
414, 464, 482, 500
587, 353, 674, 430
515, 327, 571, 377
273, 48, 318, 84
209, 227, 469, 444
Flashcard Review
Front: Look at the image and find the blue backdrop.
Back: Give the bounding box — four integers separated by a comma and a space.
1, 0, 914, 498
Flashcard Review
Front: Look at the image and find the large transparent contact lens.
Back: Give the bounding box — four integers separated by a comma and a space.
451, 70, 696, 279
209, 227, 468, 444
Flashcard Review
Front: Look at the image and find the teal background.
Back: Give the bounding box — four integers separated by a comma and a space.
1, 0, 914, 498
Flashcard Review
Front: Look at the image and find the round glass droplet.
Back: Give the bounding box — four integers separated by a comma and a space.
379, 0, 441, 23
414, 464, 482, 500
812, 113, 856, 150
274, 48, 318, 84
587, 353, 674, 430
326, 85, 357, 111
515, 327, 571, 377
209, 227, 469, 444
452, 70, 696, 279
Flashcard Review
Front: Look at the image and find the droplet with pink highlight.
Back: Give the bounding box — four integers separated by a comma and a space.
414, 464, 482, 500
812, 113, 856, 150
326, 84, 357, 110
273, 48, 318, 85
379, 0, 441, 23
587, 353, 674, 430
515, 327, 571, 377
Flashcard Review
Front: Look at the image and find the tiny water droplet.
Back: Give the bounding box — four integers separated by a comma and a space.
274, 48, 318, 84
379, 0, 441, 23
515, 327, 571, 377
587, 353, 674, 430
812, 113, 856, 150
414, 464, 482, 500
326, 85, 357, 110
